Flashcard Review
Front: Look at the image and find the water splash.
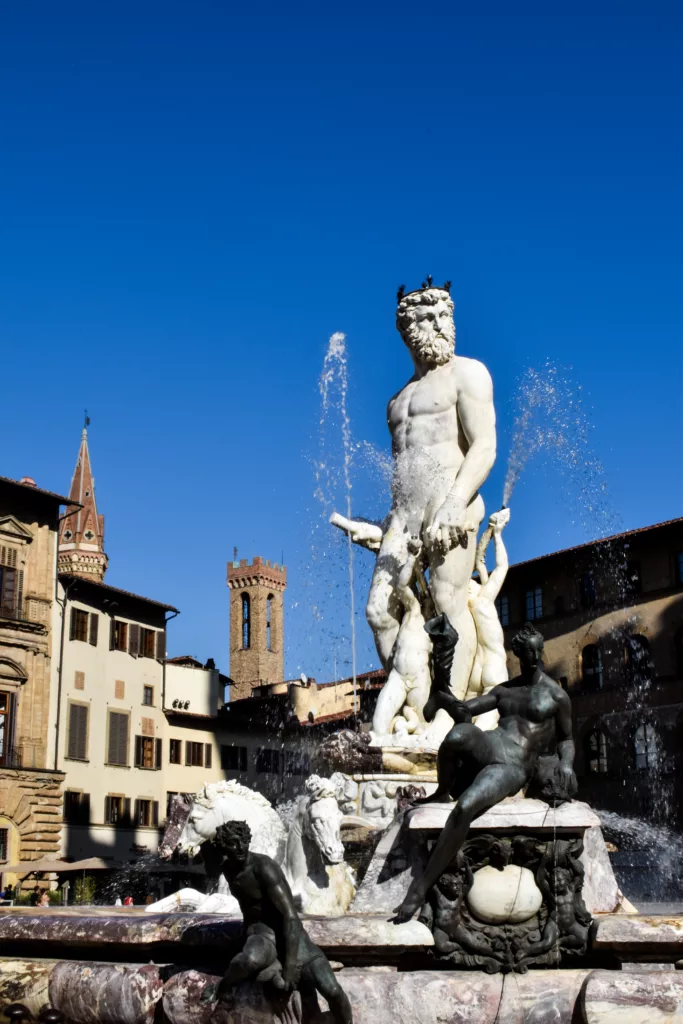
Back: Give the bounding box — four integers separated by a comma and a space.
503, 362, 621, 542
598, 810, 683, 898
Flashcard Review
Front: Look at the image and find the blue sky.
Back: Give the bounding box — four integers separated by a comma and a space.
2, 2, 681, 681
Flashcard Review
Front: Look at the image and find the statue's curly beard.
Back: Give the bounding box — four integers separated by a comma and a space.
403, 321, 455, 366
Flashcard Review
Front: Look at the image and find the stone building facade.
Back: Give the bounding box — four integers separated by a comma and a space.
497, 517, 683, 834
0, 475, 70, 885
227, 557, 286, 701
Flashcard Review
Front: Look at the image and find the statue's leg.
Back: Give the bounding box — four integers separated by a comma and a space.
216, 933, 277, 998
414, 723, 483, 804
426, 494, 484, 701
303, 956, 353, 1024
372, 667, 407, 735
395, 761, 527, 922
366, 517, 408, 668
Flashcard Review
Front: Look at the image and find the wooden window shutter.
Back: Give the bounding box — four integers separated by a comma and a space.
185, 741, 191, 766
80, 792, 90, 825
124, 798, 131, 825
156, 630, 166, 661
133, 799, 140, 825
155, 738, 162, 770
109, 618, 116, 650
129, 623, 140, 658
67, 704, 88, 760
16, 570, 23, 617
108, 712, 129, 765
152, 801, 159, 827
134, 735, 143, 768
205, 744, 212, 769
69, 607, 77, 641
104, 796, 111, 823
89, 614, 99, 646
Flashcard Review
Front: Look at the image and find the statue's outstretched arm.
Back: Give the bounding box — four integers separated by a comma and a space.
259, 860, 301, 988
477, 509, 510, 602
330, 512, 383, 553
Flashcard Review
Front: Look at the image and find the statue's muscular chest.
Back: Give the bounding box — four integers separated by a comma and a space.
498, 684, 557, 724
388, 365, 460, 446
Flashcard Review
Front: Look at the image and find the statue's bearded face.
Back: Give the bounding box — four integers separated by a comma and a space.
397, 290, 455, 367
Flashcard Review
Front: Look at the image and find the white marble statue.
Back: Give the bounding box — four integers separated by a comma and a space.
465, 507, 511, 730
151, 777, 355, 917
331, 279, 512, 748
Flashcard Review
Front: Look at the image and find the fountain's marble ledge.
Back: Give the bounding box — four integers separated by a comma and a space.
408, 798, 601, 831
593, 914, 683, 953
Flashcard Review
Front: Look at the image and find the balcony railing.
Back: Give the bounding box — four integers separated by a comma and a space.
0, 748, 22, 769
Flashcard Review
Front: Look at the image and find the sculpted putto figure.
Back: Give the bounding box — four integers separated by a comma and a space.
334, 280, 497, 725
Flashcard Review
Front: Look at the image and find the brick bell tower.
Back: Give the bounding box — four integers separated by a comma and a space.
227, 556, 287, 701
58, 422, 108, 581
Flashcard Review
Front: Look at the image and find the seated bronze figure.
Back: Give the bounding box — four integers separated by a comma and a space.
394, 619, 577, 922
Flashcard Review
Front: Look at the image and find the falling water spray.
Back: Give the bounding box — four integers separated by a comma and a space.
318, 332, 358, 715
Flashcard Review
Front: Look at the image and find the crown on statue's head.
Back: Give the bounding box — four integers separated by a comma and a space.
396, 276, 452, 304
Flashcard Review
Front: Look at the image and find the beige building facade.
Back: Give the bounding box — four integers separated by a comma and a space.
0, 475, 71, 888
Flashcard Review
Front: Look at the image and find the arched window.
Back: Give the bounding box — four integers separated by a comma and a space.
582, 644, 603, 690
266, 595, 273, 651
634, 722, 658, 771
241, 594, 251, 649
586, 729, 608, 773
626, 634, 652, 683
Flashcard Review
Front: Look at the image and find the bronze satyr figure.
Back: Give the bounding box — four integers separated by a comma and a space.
205, 819, 352, 1024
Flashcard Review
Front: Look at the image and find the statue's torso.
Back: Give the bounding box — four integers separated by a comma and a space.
388, 359, 465, 472
492, 677, 561, 761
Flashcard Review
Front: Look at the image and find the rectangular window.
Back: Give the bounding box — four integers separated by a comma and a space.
169, 738, 182, 764
67, 703, 89, 761
0, 565, 19, 618
70, 608, 90, 643
580, 572, 597, 608
204, 744, 212, 769
142, 685, 154, 707
140, 628, 156, 659
525, 587, 543, 621
110, 619, 128, 652
494, 595, 509, 627
185, 741, 204, 767
107, 711, 129, 766
256, 747, 280, 774
285, 751, 310, 776
135, 735, 161, 770
64, 790, 90, 825
0, 828, 7, 861
135, 799, 159, 828
221, 745, 248, 771
0, 692, 16, 767
104, 795, 130, 826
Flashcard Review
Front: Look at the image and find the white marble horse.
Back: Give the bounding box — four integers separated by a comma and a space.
150, 777, 355, 916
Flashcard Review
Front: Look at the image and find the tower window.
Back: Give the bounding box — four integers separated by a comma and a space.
242, 594, 251, 649
266, 595, 273, 651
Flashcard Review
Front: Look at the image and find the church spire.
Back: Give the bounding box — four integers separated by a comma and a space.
58, 420, 108, 581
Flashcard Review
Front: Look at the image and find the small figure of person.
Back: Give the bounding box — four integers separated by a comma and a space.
123, 895, 134, 906
204, 819, 352, 1024
29, 885, 41, 907
39, 889, 50, 907
114, 896, 122, 907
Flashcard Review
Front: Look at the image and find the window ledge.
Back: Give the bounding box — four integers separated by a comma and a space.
104, 762, 130, 769
64, 756, 89, 763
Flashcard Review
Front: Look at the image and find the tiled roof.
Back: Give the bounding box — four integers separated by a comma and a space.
59, 573, 179, 613
509, 517, 683, 572
0, 475, 78, 508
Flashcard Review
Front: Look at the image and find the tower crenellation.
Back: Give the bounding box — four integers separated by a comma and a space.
227, 555, 286, 701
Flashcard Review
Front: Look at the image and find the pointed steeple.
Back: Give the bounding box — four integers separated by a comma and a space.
58, 422, 108, 581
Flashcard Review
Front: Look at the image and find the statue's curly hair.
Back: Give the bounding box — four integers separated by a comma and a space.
511, 622, 544, 657
215, 819, 252, 848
